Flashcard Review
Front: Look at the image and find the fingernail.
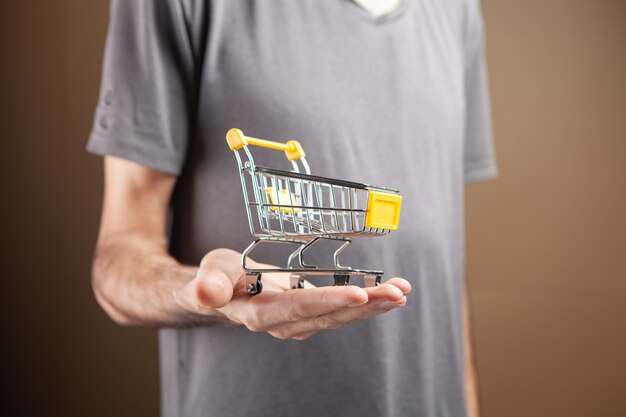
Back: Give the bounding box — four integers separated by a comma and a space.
379, 300, 406, 309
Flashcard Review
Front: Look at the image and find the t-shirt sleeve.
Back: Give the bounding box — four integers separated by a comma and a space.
462, 0, 498, 183
86, 0, 202, 175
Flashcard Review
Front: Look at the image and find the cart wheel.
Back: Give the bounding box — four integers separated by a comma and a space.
246, 274, 263, 295
333, 274, 350, 286
364, 275, 380, 288
290, 274, 305, 290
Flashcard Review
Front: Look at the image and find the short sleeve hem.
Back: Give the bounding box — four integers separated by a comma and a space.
464, 157, 498, 184
86, 132, 183, 175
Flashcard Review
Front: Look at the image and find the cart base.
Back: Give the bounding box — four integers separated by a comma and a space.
244, 270, 382, 295
241, 237, 383, 295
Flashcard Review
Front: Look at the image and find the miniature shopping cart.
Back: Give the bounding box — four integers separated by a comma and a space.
226, 128, 402, 295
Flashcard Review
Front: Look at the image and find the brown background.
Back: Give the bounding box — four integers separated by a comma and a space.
1, 1, 624, 416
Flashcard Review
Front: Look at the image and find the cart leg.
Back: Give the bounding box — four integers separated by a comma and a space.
290, 274, 305, 289
364, 275, 382, 287
333, 274, 350, 286
246, 274, 263, 295
332, 239, 352, 270
297, 237, 321, 269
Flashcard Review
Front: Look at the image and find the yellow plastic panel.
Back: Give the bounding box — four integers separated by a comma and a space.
365, 191, 402, 230
266, 187, 301, 213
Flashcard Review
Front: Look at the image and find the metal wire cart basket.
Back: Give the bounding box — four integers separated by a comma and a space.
226, 128, 402, 295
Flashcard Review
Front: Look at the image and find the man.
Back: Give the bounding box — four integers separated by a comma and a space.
88, 1, 496, 416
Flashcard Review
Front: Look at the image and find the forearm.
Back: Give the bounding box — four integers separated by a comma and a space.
92, 234, 212, 326
464, 287, 481, 417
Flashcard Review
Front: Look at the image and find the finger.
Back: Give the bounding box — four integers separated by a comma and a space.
233, 285, 368, 331
258, 280, 403, 331
382, 277, 411, 294
363, 281, 406, 303
196, 248, 260, 307
195, 268, 235, 309
268, 295, 407, 339
198, 248, 245, 288
256, 285, 368, 319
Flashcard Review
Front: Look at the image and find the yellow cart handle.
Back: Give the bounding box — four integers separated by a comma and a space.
226, 128, 306, 161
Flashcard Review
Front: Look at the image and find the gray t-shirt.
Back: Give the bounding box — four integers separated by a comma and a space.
87, 1, 497, 416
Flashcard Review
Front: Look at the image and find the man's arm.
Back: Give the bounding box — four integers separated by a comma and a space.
464, 287, 482, 417
92, 156, 411, 339
92, 156, 197, 325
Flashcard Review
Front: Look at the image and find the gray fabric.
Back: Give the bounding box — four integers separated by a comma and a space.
87, 1, 497, 416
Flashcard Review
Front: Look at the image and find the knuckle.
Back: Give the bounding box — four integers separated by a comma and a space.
286, 293, 307, 322
242, 305, 265, 332
199, 251, 218, 267
243, 317, 264, 332
288, 307, 307, 323
319, 288, 331, 305
200, 248, 236, 267
315, 316, 340, 330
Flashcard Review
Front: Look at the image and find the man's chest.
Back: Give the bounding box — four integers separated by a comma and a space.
204, 1, 464, 139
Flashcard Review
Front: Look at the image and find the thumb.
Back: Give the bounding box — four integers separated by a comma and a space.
195, 268, 235, 309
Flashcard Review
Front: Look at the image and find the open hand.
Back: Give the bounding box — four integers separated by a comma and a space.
178, 248, 411, 340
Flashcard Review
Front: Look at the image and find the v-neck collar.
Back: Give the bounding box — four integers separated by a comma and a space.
338, 0, 411, 24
